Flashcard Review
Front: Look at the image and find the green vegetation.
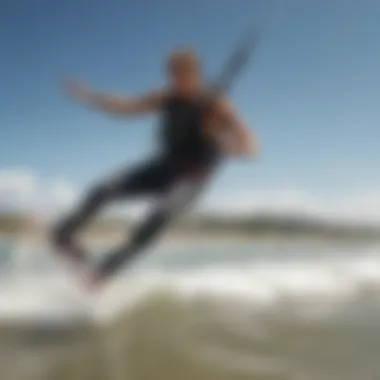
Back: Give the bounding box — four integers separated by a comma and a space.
179, 213, 380, 239
0, 212, 379, 240
0, 213, 32, 234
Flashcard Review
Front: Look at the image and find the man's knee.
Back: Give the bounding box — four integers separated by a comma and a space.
88, 181, 119, 204
50, 180, 121, 247
130, 212, 170, 249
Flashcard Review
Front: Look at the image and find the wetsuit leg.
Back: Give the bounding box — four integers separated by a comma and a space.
51, 158, 175, 255
96, 172, 212, 279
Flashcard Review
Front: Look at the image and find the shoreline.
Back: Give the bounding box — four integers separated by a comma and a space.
1, 228, 379, 247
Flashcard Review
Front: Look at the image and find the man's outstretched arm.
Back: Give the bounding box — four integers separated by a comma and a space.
63, 79, 165, 117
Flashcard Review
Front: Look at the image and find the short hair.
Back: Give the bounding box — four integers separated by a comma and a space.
167, 48, 201, 71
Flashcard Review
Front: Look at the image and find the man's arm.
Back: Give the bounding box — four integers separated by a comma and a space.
64, 79, 165, 117
215, 97, 260, 158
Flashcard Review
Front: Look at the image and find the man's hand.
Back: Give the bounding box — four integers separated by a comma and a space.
214, 97, 260, 159
221, 134, 259, 159
64, 78, 93, 103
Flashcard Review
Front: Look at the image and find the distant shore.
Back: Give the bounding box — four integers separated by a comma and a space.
1, 227, 379, 248
1, 212, 379, 245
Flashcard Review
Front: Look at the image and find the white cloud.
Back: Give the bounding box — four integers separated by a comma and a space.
203, 189, 319, 216
202, 187, 380, 225
44, 180, 77, 211
0, 168, 147, 221
0, 169, 37, 211
1, 168, 380, 226
0, 169, 77, 219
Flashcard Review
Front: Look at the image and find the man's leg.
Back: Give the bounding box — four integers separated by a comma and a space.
52, 180, 121, 263
94, 210, 170, 278
93, 174, 210, 282
51, 159, 172, 262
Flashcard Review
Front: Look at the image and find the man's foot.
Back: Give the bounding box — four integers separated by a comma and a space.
51, 227, 88, 266
82, 269, 107, 292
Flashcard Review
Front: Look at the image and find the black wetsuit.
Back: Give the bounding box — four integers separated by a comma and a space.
53, 90, 220, 279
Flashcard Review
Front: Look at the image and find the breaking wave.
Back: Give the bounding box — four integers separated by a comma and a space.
1, 241, 380, 380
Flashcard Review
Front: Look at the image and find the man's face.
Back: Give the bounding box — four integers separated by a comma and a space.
169, 64, 201, 94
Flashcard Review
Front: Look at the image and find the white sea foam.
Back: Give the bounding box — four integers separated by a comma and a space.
2, 243, 380, 380
1, 244, 380, 326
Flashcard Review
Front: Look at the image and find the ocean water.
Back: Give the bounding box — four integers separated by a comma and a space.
1, 237, 380, 380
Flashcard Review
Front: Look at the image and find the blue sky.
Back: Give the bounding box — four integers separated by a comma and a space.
1, 0, 380, 219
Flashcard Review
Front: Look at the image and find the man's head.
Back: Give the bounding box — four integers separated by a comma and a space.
166, 48, 203, 94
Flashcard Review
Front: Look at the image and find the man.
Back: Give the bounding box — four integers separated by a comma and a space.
52, 49, 259, 289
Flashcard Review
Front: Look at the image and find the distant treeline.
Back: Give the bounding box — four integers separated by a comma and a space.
177, 213, 380, 240
0, 212, 379, 240
0, 213, 31, 234
0, 213, 133, 234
